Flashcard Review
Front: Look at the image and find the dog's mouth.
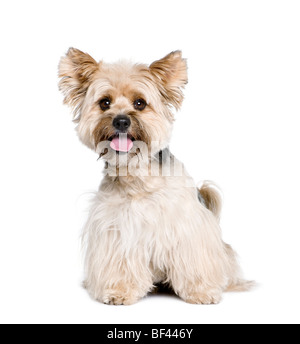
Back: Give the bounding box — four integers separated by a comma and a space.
108, 133, 135, 153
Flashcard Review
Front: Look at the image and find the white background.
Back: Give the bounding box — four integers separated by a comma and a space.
0, 0, 299, 324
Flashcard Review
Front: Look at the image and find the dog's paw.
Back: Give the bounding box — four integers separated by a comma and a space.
101, 287, 140, 306
184, 290, 222, 305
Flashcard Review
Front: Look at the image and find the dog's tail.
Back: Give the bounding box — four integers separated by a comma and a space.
198, 181, 222, 221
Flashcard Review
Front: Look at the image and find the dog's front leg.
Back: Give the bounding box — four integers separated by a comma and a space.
99, 257, 153, 306
166, 229, 227, 305
84, 231, 153, 305
169, 264, 224, 305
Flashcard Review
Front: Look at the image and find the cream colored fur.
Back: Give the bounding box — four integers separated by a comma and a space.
59, 48, 252, 305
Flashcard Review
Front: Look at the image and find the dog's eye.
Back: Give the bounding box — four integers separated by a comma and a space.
134, 99, 147, 111
99, 98, 111, 111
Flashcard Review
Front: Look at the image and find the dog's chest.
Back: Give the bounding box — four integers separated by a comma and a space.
99, 175, 198, 236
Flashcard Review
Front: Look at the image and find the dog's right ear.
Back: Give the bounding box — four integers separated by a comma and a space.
58, 48, 99, 121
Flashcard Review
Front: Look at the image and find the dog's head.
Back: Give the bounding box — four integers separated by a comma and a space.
58, 48, 187, 164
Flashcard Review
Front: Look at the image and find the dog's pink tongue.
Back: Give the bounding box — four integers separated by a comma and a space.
110, 134, 133, 152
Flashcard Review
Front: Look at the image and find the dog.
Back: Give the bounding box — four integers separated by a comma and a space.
58, 48, 252, 305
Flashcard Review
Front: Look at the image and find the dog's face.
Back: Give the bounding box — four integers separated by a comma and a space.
59, 48, 187, 163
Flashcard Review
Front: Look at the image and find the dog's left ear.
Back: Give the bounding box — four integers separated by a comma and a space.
150, 51, 188, 110
58, 48, 99, 121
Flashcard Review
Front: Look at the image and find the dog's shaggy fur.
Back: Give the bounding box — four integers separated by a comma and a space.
59, 48, 252, 305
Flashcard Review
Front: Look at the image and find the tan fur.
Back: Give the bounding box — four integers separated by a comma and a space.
58, 49, 252, 305
58, 48, 99, 122
198, 181, 222, 222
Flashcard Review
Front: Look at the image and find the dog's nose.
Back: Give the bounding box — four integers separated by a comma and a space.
112, 115, 131, 131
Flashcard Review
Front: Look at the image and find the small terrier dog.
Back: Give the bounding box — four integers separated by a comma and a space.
58, 48, 251, 305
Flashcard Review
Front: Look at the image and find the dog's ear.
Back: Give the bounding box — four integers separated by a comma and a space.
150, 51, 188, 110
58, 48, 99, 121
